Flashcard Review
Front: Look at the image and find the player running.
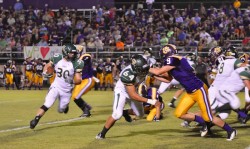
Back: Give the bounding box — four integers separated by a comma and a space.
29, 44, 84, 129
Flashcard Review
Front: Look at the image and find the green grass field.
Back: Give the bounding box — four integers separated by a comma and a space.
0, 89, 249, 149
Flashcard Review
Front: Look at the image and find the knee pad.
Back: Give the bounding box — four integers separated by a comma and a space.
218, 112, 230, 120
230, 99, 240, 110
112, 111, 123, 120
40, 105, 49, 112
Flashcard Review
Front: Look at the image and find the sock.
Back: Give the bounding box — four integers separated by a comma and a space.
74, 98, 86, 112
194, 115, 205, 124
170, 97, 177, 103
216, 103, 231, 113
101, 126, 109, 136
236, 110, 247, 118
222, 123, 233, 132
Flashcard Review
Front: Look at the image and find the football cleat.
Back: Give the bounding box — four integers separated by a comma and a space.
95, 133, 105, 140
181, 121, 192, 128
153, 116, 160, 122
63, 106, 69, 114
30, 118, 39, 129
168, 102, 176, 108
227, 129, 237, 141
123, 111, 132, 122
200, 124, 208, 137
80, 104, 92, 117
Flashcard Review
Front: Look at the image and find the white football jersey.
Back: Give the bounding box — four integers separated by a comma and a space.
52, 59, 75, 92
220, 67, 248, 93
212, 58, 236, 87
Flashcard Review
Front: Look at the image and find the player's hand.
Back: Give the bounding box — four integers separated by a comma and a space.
154, 100, 161, 107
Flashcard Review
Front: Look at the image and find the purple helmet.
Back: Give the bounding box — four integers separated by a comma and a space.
159, 44, 177, 59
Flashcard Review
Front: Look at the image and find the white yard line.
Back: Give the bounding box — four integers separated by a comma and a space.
0, 117, 84, 133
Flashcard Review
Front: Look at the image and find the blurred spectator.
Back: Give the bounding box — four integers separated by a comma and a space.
79, 38, 86, 52
37, 37, 48, 46
146, 0, 154, 14
195, 56, 209, 87
0, 36, 8, 54
207, 37, 218, 49
87, 38, 96, 51
95, 37, 104, 51
7, 15, 15, 26
160, 33, 168, 46
14, 0, 24, 12
116, 39, 124, 51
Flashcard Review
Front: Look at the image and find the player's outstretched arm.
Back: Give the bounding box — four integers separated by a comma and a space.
149, 65, 175, 76
125, 84, 160, 106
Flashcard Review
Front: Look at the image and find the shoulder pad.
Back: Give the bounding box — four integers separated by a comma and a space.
234, 59, 243, 69
50, 53, 63, 65
120, 69, 136, 84
73, 59, 84, 73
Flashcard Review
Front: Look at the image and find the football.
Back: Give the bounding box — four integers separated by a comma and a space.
46, 66, 54, 74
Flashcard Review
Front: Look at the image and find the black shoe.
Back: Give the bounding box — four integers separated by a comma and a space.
123, 111, 132, 122
95, 132, 105, 139
200, 124, 208, 137
227, 129, 237, 141
80, 104, 92, 117
168, 102, 176, 108
64, 106, 69, 114
30, 119, 39, 129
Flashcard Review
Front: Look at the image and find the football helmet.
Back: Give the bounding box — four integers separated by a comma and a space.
7, 60, 12, 66
159, 44, 177, 59
37, 58, 43, 63
239, 53, 250, 63
225, 46, 238, 58
131, 55, 149, 76
186, 53, 197, 61
143, 48, 153, 57
208, 46, 223, 59
62, 43, 78, 61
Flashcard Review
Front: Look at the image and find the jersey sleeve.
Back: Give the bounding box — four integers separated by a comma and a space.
239, 67, 250, 80
120, 69, 136, 85
234, 59, 243, 69
50, 53, 63, 66
73, 59, 84, 73
164, 57, 180, 66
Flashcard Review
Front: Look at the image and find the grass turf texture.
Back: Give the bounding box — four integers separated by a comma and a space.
0, 89, 249, 149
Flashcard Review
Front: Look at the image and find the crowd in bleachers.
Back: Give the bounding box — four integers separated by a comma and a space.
0, 0, 250, 56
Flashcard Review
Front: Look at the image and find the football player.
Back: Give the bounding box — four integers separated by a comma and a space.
29, 44, 84, 129
72, 53, 95, 117
104, 58, 115, 91
140, 84, 164, 121
214, 65, 250, 124
4, 60, 16, 90
33, 58, 45, 90
157, 52, 196, 108
23, 57, 34, 90
96, 55, 161, 139
149, 44, 237, 141
208, 46, 247, 120
96, 59, 104, 90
